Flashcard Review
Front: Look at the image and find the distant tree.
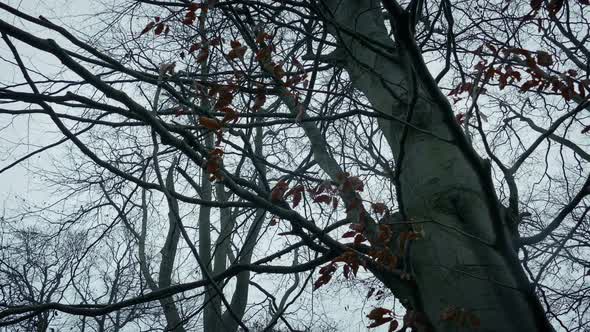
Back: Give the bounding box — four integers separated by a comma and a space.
0, 228, 81, 331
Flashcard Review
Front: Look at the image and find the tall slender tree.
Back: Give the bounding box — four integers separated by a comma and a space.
1, 0, 589, 331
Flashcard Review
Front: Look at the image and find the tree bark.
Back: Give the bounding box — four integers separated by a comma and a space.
130, 169, 185, 332
317, 0, 554, 331
199, 132, 220, 332
220, 124, 267, 332
159, 164, 186, 332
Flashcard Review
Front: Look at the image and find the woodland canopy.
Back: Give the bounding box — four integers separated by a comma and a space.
0, 0, 589, 331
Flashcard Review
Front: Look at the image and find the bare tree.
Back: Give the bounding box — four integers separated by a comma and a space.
0, 0, 589, 331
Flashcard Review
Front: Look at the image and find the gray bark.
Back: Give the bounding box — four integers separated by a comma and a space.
202, 175, 234, 331
309, 1, 553, 331
134, 169, 185, 332
200, 132, 219, 332
197, 4, 221, 328
220, 124, 267, 332
159, 164, 186, 332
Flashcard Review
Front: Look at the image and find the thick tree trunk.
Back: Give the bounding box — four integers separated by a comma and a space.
319, 1, 552, 331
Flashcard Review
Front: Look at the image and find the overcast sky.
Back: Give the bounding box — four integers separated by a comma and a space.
0, 1, 395, 330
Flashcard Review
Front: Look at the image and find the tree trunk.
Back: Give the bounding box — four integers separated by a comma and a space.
318, 0, 553, 331
220, 124, 267, 332
133, 170, 185, 332
159, 164, 186, 332
199, 132, 221, 332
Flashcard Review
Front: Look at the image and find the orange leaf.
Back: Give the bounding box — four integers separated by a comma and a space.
209, 148, 224, 157
388, 320, 399, 332
220, 107, 239, 123
560, 86, 573, 101
228, 46, 247, 60
204, 148, 223, 176
196, 48, 209, 63
548, 0, 564, 13
292, 190, 302, 207
140, 21, 155, 35
271, 180, 289, 202
367, 307, 392, 320
188, 2, 203, 11
342, 231, 356, 238
215, 128, 223, 146
285, 185, 304, 207
215, 90, 233, 109
335, 172, 350, 183
255, 47, 272, 62
182, 10, 196, 25
199, 116, 222, 130
319, 263, 337, 275
154, 23, 165, 35
342, 176, 364, 193
371, 203, 387, 214
313, 194, 331, 204
313, 274, 332, 290
205, 160, 219, 174
498, 73, 508, 89
520, 80, 539, 92
292, 56, 304, 71
159, 63, 176, 77
230, 40, 242, 48
253, 92, 266, 111
256, 31, 272, 44
537, 51, 553, 67
189, 43, 201, 53
353, 233, 366, 246
284, 184, 303, 197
